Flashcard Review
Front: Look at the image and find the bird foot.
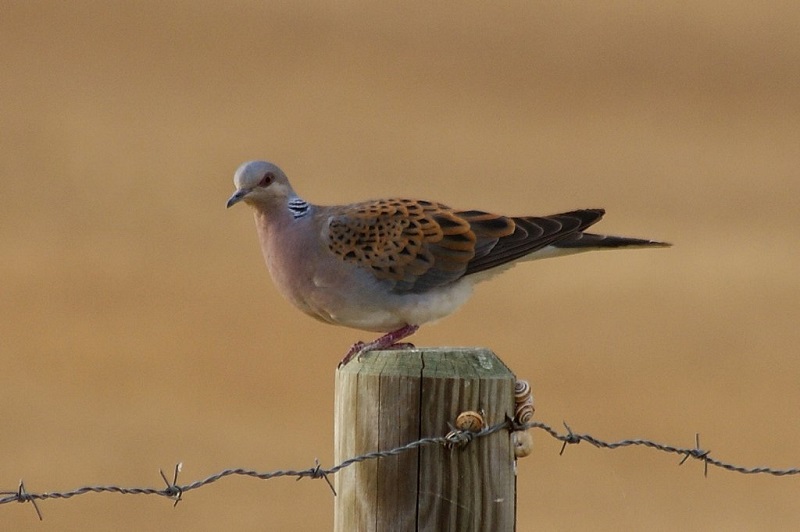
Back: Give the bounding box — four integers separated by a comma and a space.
338, 325, 420, 367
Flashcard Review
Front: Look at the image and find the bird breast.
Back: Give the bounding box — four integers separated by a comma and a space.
253, 210, 475, 332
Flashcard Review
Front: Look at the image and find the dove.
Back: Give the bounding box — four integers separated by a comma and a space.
227, 160, 669, 365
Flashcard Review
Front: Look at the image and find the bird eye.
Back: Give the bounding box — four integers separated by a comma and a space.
258, 172, 274, 187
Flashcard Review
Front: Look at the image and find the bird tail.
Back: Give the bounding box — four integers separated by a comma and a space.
552, 232, 671, 249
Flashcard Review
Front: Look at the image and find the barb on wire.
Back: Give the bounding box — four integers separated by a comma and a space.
301, 459, 336, 496
159, 462, 183, 506
2, 417, 798, 520
0, 481, 43, 521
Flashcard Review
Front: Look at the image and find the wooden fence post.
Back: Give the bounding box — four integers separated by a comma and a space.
334, 347, 517, 531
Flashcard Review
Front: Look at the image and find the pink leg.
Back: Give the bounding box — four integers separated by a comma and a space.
338, 324, 420, 367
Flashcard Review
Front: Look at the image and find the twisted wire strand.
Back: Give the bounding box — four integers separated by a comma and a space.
3, 418, 797, 520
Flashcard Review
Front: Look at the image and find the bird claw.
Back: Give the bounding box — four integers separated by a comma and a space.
383, 342, 415, 351
338, 342, 366, 368
337, 325, 420, 368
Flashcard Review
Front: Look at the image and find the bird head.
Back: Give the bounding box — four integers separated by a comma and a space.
226, 160, 295, 209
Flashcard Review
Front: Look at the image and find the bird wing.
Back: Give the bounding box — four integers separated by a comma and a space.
324, 199, 604, 293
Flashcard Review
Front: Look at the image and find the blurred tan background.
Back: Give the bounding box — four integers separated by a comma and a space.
2, 1, 799, 530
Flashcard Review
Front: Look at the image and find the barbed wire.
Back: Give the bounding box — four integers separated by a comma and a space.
2, 417, 797, 521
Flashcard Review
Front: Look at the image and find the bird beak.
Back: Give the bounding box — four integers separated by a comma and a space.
226, 189, 250, 208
